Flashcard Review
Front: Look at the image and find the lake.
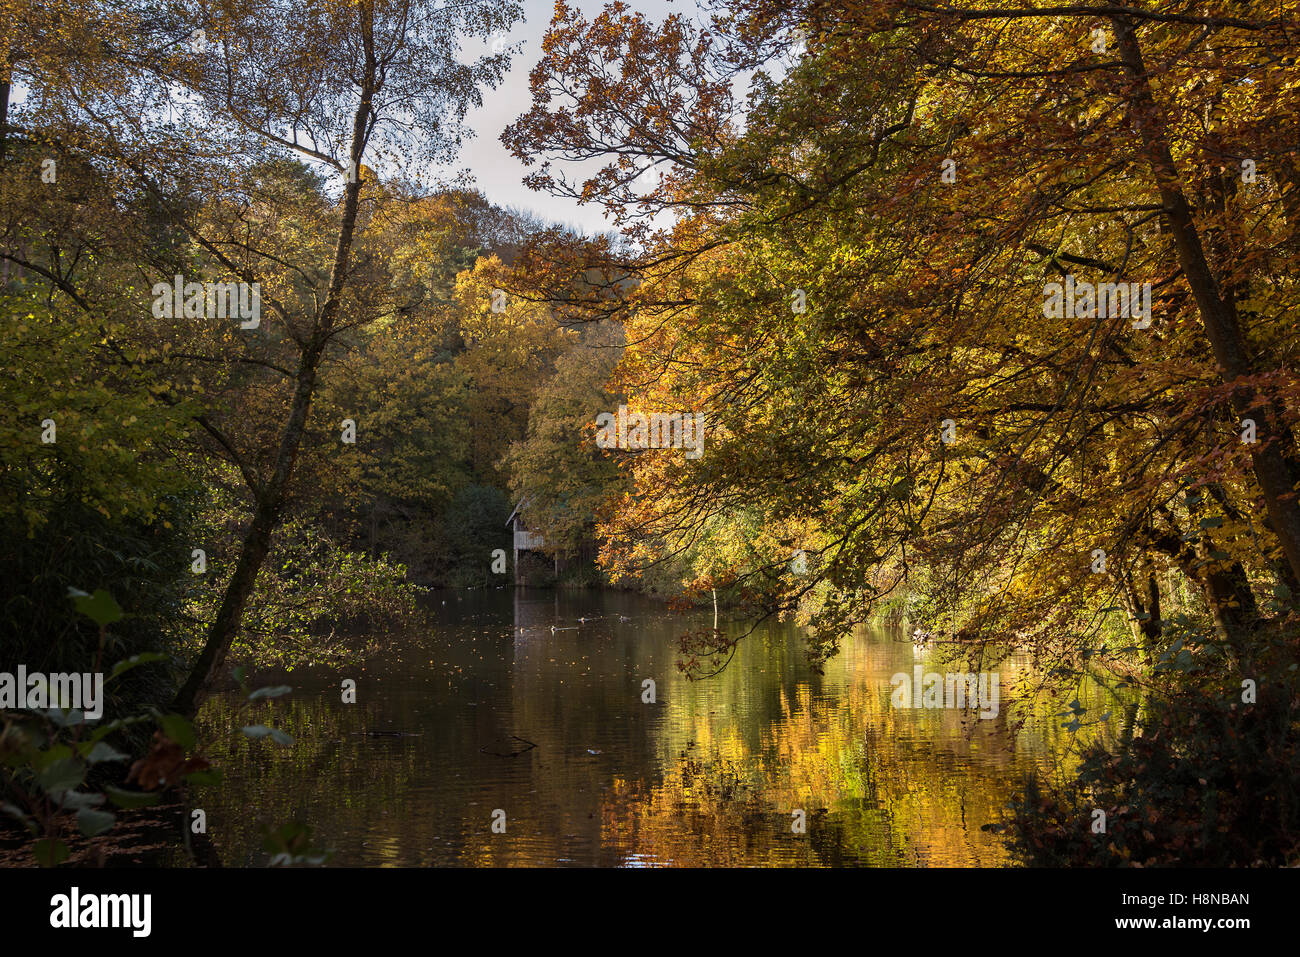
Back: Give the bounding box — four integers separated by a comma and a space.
190, 588, 1115, 866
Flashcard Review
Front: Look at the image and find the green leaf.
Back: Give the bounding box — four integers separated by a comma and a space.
34, 745, 73, 769
33, 838, 70, 868
242, 725, 293, 746
108, 652, 168, 681
183, 769, 222, 786
1, 802, 31, 824
88, 715, 151, 744
45, 708, 85, 727
67, 587, 123, 627
158, 713, 196, 750
104, 786, 161, 810
36, 757, 85, 793
76, 807, 116, 837
57, 790, 105, 810
81, 741, 129, 764
247, 685, 292, 701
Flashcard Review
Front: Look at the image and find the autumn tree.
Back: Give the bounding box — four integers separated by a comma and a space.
3, 0, 522, 714
503, 320, 628, 557
506, 0, 1300, 681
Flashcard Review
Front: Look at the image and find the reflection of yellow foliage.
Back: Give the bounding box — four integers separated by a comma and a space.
193, 620, 1126, 867
594, 628, 1120, 866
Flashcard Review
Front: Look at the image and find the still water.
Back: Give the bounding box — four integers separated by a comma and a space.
192, 589, 1112, 866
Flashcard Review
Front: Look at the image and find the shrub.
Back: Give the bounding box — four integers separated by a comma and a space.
995, 676, 1300, 866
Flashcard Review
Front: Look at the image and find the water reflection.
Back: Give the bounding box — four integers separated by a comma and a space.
190, 589, 1120, 866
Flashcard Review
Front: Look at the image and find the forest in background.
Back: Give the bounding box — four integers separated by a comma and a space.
2, 0, 1299, 867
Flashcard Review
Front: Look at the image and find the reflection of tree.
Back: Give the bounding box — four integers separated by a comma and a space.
593, 627, 1127, 866
191, 598, 1130, 867
195, 695, 431, 866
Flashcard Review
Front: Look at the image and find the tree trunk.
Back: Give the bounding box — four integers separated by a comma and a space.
172, 52, 376, 716
1113, 17, 1300, 589
1141, 562, 1162, 649
1, 77, 10, 167
171, 345, 324, 715
1117, 556, 1162, 657
1149, 514, 1255, 667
